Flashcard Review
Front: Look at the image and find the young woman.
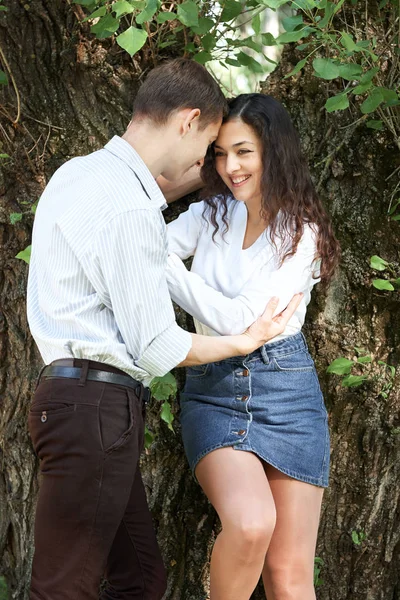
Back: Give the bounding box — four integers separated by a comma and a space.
164, 94, 340, 600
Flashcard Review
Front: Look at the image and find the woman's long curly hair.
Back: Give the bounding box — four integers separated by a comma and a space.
200, 93, 340, 284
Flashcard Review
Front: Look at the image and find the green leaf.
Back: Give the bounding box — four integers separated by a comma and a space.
225, 57, 242, 67
112, 1, 135, 18
73, 0, 98, 6
160, 400, 174, 431
15, 245, 31, 264
379, 87, 398, 102
319, 1, 335, 27
191, 17, 214, 35
157, 12, 176, 23
136, 0, 158, 25
352, 530, 360, 544
327, 357, 354, 375
340, 31, 358, 52
236, 51, 263, 73
220, 0, 243, 22
83, 6, 107, 21
0, 69, 8, 85
352, 81, 372, 95
91, 14, 120, 38
0, 153, 10, 158
333, 0, 346, 13
370, 255, 388, 271
313, 57, 340, 80
240, 38, 263, 53
366, 119, 383, 130
338, 63, 363, 80
282, 14, 303, 32
10, 213, 23, 225
193, 51, 213, 64
357, 355, 372, 364
202, 33, 216, 52
360, 88, 384, 114
177, 0, 199, 27
150, 372, 177, 401
284, 58, 307, 78
116, 26, 148, 56
260, 0, 290, 8
342, 374, 368, 387
276, 29, 307, 44
261, 33, 276, 46
372, 279, 395, 291
360, 67, 379, 84
325, 92, 349, 112
252, 13, 261, 35
144, 426, 155, 449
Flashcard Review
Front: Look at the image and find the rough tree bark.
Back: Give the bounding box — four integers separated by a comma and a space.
0, 1, 399, 600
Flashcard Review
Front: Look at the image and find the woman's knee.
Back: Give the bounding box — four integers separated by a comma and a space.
223, 509, 276, 557
264, 556, 314, 599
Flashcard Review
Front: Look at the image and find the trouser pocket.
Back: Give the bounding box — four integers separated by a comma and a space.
99, 386, 136, 454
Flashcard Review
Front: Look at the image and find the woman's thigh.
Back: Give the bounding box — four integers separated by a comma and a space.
195, 448, 276, 534
263, 463, 324, 577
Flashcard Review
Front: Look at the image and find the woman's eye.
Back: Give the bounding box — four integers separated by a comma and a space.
238, 149, 251, 155
215, 152, 225, 157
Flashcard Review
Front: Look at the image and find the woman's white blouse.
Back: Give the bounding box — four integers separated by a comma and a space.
166, 198, 320, 342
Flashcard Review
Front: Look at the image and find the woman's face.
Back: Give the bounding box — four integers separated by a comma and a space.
214, 118, 263, 206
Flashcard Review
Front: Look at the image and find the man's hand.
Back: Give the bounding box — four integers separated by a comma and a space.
240, 294, 303, 355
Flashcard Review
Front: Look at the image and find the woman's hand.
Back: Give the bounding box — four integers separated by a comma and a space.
240, 294, 303, 354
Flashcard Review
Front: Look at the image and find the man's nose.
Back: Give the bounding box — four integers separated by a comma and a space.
196, 158, 204, 168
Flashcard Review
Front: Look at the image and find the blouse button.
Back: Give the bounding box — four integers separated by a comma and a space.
242, 369, 249, 377
241, 396, 248, 402
41, 411, 47, 423
237, 429, 246, 435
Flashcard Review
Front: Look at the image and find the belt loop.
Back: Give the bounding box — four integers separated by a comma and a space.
260, 345, 270, 365
35, 364, 47, 389
78, 360, 89, 386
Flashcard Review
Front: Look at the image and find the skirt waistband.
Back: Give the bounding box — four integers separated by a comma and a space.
221, 332, 308, 364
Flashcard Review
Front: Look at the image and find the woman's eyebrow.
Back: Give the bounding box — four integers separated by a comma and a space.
214, 140, 255, 149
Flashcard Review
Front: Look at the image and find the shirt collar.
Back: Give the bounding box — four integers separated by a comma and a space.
104, 135, 167, 210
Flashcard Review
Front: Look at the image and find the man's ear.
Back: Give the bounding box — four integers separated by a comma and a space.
181, 108, 201, 136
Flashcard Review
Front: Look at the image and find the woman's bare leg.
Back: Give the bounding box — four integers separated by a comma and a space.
195, 448, 276, 600
262, 464, 324, 600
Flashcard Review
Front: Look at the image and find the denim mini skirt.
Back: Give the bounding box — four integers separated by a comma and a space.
180, 332, 330, 488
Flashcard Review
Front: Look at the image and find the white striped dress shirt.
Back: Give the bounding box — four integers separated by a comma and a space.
27, 136, 192, 387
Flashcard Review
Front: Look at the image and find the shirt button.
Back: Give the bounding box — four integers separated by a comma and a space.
241, 395, 248, 402
41, 411, 47, 423
243, 369, 249, 377
237, 429, 246, 435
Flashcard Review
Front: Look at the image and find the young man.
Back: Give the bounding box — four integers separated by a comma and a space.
27, 59, 301, 600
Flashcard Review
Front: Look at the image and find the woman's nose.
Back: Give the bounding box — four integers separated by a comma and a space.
226, 153, 240, 174
196, 158, 204, 168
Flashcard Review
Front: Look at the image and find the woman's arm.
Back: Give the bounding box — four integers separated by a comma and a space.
166, 226, 320, 335
167, 200, 205, 260
156, 165, 204, 204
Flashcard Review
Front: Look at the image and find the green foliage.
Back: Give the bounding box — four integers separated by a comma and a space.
314, 556, 324, 587
370, 256, 400, 292
70, 0, 398, 122
0, 576, 8, 600
147, 372, 179, 441
327, 348, 397, 395
15, 245, 31, 264
351, 530, 366, 546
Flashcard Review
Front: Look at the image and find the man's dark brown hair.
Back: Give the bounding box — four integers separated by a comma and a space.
132, 58, 227, 129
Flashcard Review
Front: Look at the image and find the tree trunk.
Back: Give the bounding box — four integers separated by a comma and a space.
0, 1, 399, 600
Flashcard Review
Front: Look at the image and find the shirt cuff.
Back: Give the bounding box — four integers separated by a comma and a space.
135, 321, 192, 384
